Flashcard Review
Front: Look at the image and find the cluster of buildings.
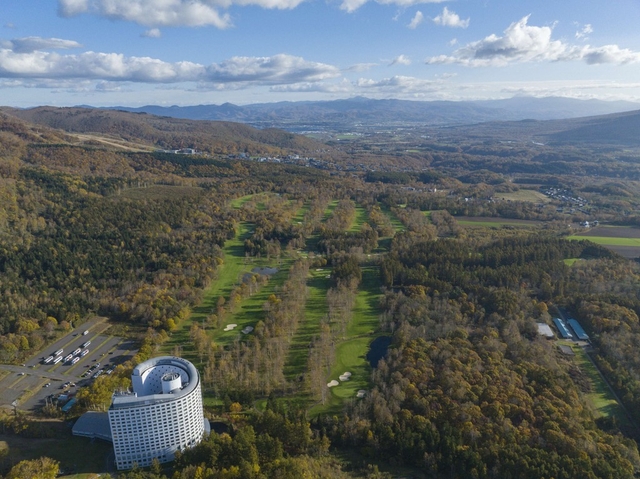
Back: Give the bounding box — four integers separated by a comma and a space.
538, 317, 590, 342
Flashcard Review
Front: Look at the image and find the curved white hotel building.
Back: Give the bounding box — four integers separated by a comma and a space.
108, 356, 209, 470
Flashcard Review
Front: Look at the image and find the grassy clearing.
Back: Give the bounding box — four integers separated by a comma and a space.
230, 194, 256, 209
569, 343, 629, 425
311, 265, 382, 416
284, 267, 331, 381
323, 200, 338, 220
380, 205, 405, 233
493, 190, 550, 203
457, 220, 534, 228
350, 205, 368, 232
211, 264, 291, 349
293, 201, 310, 224
162, 223, 289, 356
564, 258, 582, 266
569, 236, 640, 246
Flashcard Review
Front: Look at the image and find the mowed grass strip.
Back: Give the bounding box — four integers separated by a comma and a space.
569, 343, 629, 425
380, 205, 405, 233
569, 235, 640, 246
323, 199, 338, 220
312, 265, 382, 415
349, 205, 368, 232
293, 201, 310, 224
211, 263, 291, 349
164, 221, 294, 362
230, 194, 256, 209
284, 267, 331, 381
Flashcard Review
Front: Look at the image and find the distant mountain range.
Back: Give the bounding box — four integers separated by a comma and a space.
436, 108, 640, 146
105, 96, 640, 131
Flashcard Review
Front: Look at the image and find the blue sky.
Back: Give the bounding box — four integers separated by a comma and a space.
2, 0, 640, 106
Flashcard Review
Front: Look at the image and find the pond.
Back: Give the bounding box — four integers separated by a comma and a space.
251, 267, 278, 276
366, 335, 392, 368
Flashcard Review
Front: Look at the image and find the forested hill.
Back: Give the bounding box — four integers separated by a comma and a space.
0, 106, 330, 156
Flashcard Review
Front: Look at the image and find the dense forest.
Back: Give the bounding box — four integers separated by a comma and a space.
3, 107, 640, 478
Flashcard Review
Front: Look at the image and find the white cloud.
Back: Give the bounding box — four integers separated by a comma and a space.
7, 37, 82, 54
340, 0, 446, 14
433, 7, 469, 28
142, 28, 162, 38
449, 38, 458, 46
344, 62, 378, 72
0, 47, 341, 88
575, 23, 593, 40
581, 44, 640, 65
356, 75, 440, 94
390, 54, 411, 66
426, 16, 640, 66
57, 0, 307, 28
270, 79, 353, 93
58, 0, 89, 16
205, 54, 340, 84
408, 11, 424, 29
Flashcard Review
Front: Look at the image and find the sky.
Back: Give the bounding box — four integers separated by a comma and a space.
2, 0, 640, 107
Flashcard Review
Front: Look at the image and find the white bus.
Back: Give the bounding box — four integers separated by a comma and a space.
82, 340, 91, 348
43, 356, 54, 364
73, 348, 81, 356
71, 357, 80, 364
81, 349, 89, 357
53, 356, 63, 364
54, 349, 64, 356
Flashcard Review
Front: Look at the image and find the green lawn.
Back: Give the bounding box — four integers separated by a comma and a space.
293, 201, 310, 224
311, 265, 382, 416
380, 205, 405, 233
569, 236, 640, 246
457, 220, 534, 228
230, 194, 256, 209
323, 200, 339, 220
284, 267, 331, 381
162, 223, 290, 359
564, 258, 581, 266
569, 343, 629, 425
349, 205, 368, 232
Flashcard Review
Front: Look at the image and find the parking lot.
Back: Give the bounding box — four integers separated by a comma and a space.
0, 317, 137, 412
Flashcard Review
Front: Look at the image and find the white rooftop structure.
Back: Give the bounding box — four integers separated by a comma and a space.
108, 356, 209, 470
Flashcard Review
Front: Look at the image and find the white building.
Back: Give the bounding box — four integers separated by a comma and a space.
108, 356, 209, 470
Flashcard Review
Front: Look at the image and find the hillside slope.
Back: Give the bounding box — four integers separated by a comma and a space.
0, 106, 330, 156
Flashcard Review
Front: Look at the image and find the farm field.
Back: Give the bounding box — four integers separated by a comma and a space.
493, 189, 551, 203
456, 216, 543, 228
570, 226, 640, 258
